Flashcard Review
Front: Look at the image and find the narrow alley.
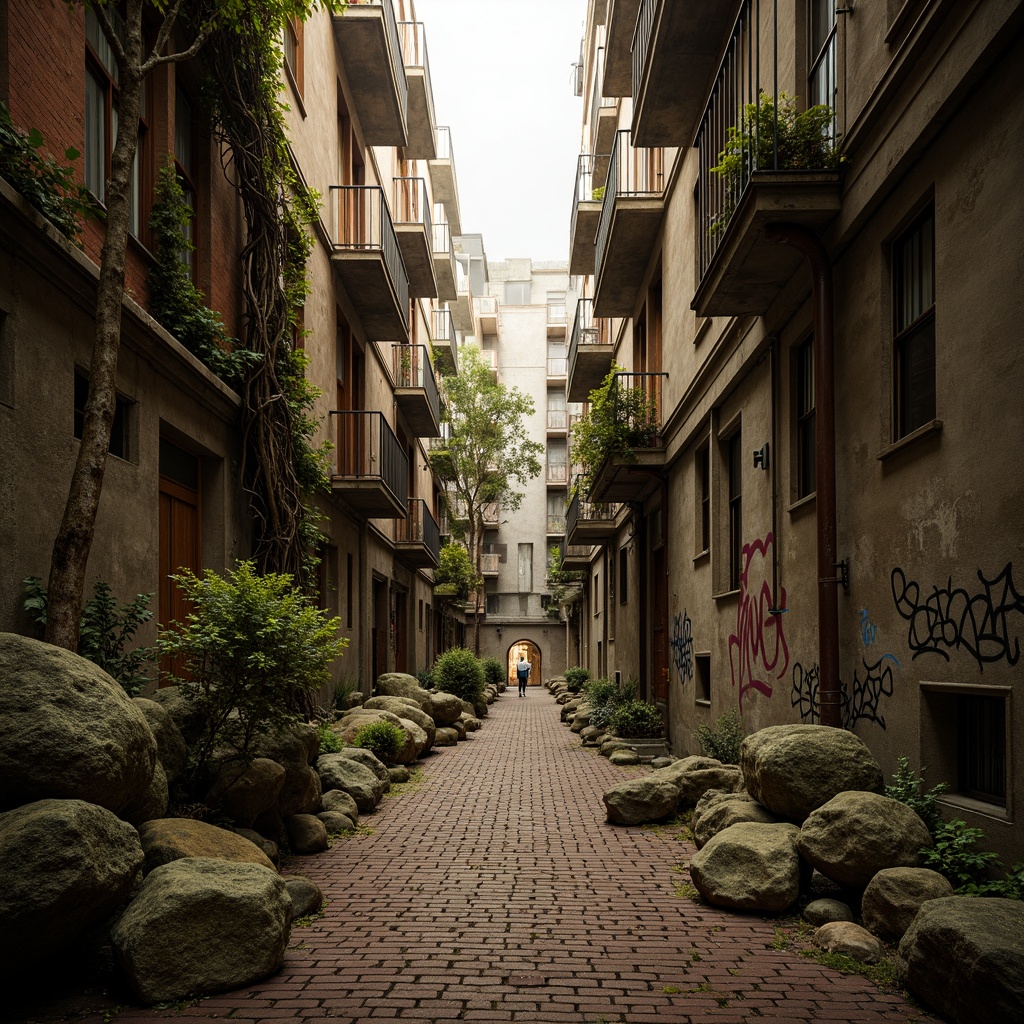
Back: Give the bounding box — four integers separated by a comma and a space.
68, 687, 939, 1024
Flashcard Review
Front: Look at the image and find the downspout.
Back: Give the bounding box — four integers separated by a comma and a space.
764, 223, 842, 728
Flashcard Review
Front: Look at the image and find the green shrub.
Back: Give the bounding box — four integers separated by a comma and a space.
885, 756, 949, 835
23, 576, 155, 695
610, 700, 664, 739
432, 647, 484, 704
583, 677, 619, 707
318, 721, 345, 755
920, 819, 1003, 892
331, 678, 360, 711
416, 668, 433, 689
481, 657, 504, 687
158, 561, 347, 785
354, 720, 405, 765
695, 709, 745, 765
564, 666, 590, 692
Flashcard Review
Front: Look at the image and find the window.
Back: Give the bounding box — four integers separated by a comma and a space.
619, 545, 628, 605
518, 543, 533, 593
695, 653, 711, 703
958, 694, 1006, 806
808, 0, 837, 109
547, 340, 567, 377
283, 17, 304, 98
74, 370, 131, 460
346, 553, 353, 629
546, 492, 565, 535
504, 281, 530, 305
795, 338, 816, 498
547, 389, 567, 430
174, 85, 197, 277
547, 439, 567, 484
727, 431, 742, 590
696, 444, 710, 554
893, 207, 936, 438
486, 593, 499, 615
546, 290, 566, 325
593, 571, 600, 616
418, 598, 423, 631
85, 9, 148, 236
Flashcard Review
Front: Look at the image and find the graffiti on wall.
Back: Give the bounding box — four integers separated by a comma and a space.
891, 563, 1024, 670
791, 654, 900, 729
859, 608, 878, 647
729, 533, 790, 710
671, 610, 694, 685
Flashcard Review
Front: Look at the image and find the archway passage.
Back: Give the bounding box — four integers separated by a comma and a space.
508, 639, 542, 688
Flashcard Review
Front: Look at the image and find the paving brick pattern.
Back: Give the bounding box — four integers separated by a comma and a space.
35, 687, 939, 1024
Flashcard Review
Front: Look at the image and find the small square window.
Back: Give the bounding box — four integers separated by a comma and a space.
958, 694, 1006, 805
74, 370, 131, 461
695, 654, 711, 703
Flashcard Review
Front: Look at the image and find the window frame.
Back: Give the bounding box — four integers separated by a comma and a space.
795, 336, 816, 499
74, 369, 133, 462
727, 431, 743, 592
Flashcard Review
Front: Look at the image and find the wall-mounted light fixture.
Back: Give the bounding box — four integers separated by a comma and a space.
753, 442, 770, 471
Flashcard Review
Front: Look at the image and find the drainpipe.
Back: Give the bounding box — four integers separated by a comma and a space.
764, 223, 842, 728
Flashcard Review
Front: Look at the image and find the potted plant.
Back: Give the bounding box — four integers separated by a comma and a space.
609, 698, 668, 761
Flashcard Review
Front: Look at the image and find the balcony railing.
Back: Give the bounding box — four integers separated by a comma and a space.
547, 461, 569, 485
397, 21, 436, 158
565, 487, 619, 542
611, 371, 665, 448
590, 46, 617, 141
567, 297, 614, 402
547, 353, 567, 377
547, 408, 568, 430
396, 497, 441, 567
570, 153, 604, 276
481, 552, 500, 576
393, 176, 432, 236
389, 343, 440, 435
429, 125, 461, 234
329, 410, 408, 516
695, 0, 841, 280
547, 514, 567, 535
430, 307, 458, 374
568, 296, 598, 365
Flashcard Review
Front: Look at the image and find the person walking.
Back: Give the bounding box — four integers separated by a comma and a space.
516, 654, 531, 696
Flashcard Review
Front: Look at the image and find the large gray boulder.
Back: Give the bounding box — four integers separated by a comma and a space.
148, 685, 207, 746
132, 698, 187, 782
814, 921, 884, 963
693, 795, 778, 849
329, 710, 421, 764
374, 673, 435, 715
428, 691, 465, 727
120, 759, 169, 827
247, 722, 320, 767
0, 633, 156, 813
283, 875, 323, 919
112, 858, 292, 1004
602, 777, 679, 825
862, 866, 955, 941
277, 764, 322, 817
204, 758, 287, 829
338, 747, 391, 787
283, 813, 328, 854
689, 822, 802, 912
363, 696, 436, 748
898, 897, 1024, 1024
320, 788, 359, 821
0, 798, 144, 971
797, 791, 933, 887
138, 817, 276, 874
740, 724, 884, 822
316, 753, 386, 812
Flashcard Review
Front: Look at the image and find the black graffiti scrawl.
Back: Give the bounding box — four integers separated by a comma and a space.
891, 563, 1024, 670
791, 655, 898, 729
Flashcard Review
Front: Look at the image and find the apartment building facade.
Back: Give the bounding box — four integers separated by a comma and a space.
0, 0, 466, 701
565, 0, 1023, 863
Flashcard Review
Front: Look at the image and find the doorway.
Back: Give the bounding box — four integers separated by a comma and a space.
508, 639, 542, 688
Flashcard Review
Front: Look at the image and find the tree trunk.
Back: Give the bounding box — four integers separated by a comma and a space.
44, 6, 145, 650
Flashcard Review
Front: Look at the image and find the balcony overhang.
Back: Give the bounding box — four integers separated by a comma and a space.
693, 172, 842, 318
567, 342, 615, 403
590, 449, 666, 503
593, 196, 664, 318
330, 251, 409, 340
594, 105, 618, 160
331, 478, 407, 519
404, 67, 437, 159
395, 223, 437, 298
451, 292, 473, 333
433, 247, 457, 301
428, 160, 461, 235
631, 0, 736, 148
395, 386, 440, 438
561, 545, 596, 570
332, 6, 408, 148
569, 200, 600, 276
566, 509, 620, 546
396, 541, 438, 569
604, 0, 642, 96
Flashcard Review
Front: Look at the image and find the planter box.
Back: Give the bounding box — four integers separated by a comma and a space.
622, 738, 669, 762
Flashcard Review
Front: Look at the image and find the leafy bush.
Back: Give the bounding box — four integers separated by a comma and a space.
354, 721, 405, 765
23, 576, 155, 695
481, 657, 504, 687
432, 647, 484, 704
920, 819, 1002, 891
331, 678, 360, 711
564, 666, 590, 692
610, 700, 664, 739
318, 721, 346, 755
583, 677, 620, 708
885, 756, 949, 835
158, 561, 347, 785
695, 709, 745, 765
434, 542, 474, 602
416, 668, 434, 689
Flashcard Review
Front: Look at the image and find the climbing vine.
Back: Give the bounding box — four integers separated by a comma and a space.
188, 0, 337, 586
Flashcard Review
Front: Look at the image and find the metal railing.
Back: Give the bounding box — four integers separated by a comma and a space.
329, 185, 410, 319
591, 45, 617, 139
547, 460, 569, 485
379, 0, 409, 123
610, 371, 666, 448
695, 0, 840, 277
568, 296, 602, 376
396, 497, 441, 562
547, 514, 567, 534
397, 21, 436, 122
329, 410, 408, 506
547, 350, 567, 377
393, 177, 432, 239
547, 408, 568, 430
430, 307, 456, 346
431, 203, 452, 255
389, 343, 440, 423
572, 152, 601, 229
547, 301, 567, 326
595, 130, 665, 281
631, 0, 658, 102
565, 487, 618, 538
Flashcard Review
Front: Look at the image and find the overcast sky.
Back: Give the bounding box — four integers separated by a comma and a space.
414, 0, 586, 264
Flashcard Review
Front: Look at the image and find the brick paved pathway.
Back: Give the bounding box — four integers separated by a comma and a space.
18, 687, 940, 1024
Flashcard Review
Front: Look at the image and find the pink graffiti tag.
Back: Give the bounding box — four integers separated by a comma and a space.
728, 533, 789, 709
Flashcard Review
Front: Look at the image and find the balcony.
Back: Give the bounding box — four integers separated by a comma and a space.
398, 22, 436, 159
389, 343, 441, 437
329, 186, 410, 340
692, 1, 843, 318
603, 0, 642, 96
393, 177, 437, 298
329, 410, 409, 518
631, 0, 736, 148
481, 552, 500, 577
547, 460, 569, 487
567, 297, 613, 402
430, 307, 458, 375
593, 131, 666, 317
432, 206, 457, 301
590, 46, 618, 162
547, 300, 568, 338
589, 372, 667, 503
561, 543, 596, 570
332, 1, 408, 148
478, 295, 498, 336
428, 126, 461, 235
547, 349, 567, 380
451, 269, 474, 333
569, 154, 603, 276
395, 498, 441, 569
565, 489, 620, 545
482, 501, 499, 527
547, 407, 568, 433
547, 513, 567, 536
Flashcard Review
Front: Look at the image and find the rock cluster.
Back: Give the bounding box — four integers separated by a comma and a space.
0, 639, 499, 1006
